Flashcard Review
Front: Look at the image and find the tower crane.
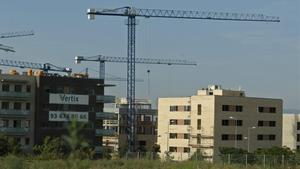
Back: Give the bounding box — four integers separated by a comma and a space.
75, 54, 196, 79
0, 58, 72, 73
0, 30, 34, 52
87, 6, 280, 152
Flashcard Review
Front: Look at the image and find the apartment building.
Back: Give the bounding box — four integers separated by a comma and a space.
0, 73, 35, 151
0, 70, 115, 153
282, 113, 300, 151
157, 85, 282, 161
103, 98, 157, 152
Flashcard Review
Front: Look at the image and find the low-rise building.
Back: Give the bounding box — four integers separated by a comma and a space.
0, 70, 115, 154
282, 113, 300, 151
157, 85, 282, 161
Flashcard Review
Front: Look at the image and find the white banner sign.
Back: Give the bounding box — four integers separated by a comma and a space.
49, 93, 89, 105
49, 111, 88, 122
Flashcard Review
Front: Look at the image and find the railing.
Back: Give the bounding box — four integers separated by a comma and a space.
0, 92, 31, 99
96, 112, 118, 119
0, 127, 29, 135
0, 109, 30, 117
189, 144, 213, 149
96, 95, 116, 103
95, 129, 117, 136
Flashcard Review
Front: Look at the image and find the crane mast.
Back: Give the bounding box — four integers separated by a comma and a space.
87, 6, 280, 152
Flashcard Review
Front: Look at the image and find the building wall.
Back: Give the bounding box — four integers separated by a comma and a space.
283, 113, 300, 150
157, 86, 282, 162
35, 76, 104, 146
214, 96, 282, 160
0, 74, 36, 151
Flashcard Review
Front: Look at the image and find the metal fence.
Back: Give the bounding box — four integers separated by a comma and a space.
221, 154, 300, 167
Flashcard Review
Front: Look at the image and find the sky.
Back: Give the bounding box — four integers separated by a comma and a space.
0, 0, 299, 110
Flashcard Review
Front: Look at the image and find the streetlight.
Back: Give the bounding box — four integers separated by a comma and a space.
229, 116, 238, 149
247, 126, 256, 152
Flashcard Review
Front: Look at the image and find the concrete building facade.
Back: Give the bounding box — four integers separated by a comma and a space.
157, 85, 282, 161
0, 70, 115, 153
0, 73, 36, 151
282, 113, 300, 151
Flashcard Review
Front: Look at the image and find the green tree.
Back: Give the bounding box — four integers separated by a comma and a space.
0, 135, 21, 156
62, 120, 94, 159
33, 136, 67, 160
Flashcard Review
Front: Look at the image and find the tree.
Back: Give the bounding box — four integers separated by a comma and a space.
0, 135, 21, 156
62, 120, 94, 159
33, 136, 67, 160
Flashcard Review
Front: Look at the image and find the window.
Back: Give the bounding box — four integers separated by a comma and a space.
26, 85, 31, 92
257, 134, 276, 141
169, 147, 177, 152
170, 106, 178, 112
269, 121, 276, 127
170, 119, 177, 125
197, 119, 201, 130
197, 134, 201, 144
258, 121, 276, 127
197, 104, 201, 115
297, 122, 300, 130
236, 106, 243, 112
222, 120, 242, 126
170, 133, 177, 139
184, 106, 191, 111
15, 137, 21, 144
222, 120, 229, 126
26, 103, 30, 110
14, 102, 22, 110
269, 107, 276, 113
13, 120, 21, 128
222, 105, 229, 111
258, 107, 264, 113
2, 84, 9, 91
236, 134, 242, 140
297, 146, 300, 150
25, 138, 30, 145
14, 84, 22, 92
139, 140, 146, 146
1, 120, 9, 127
24, 120, 30, 128
269, 135, 276, 140
184, 134, 189, 139
222, 134, 229, 140
184, 119, 191, 125
297, 134, 300, 142
1, 102, 9, 109
184, 147, 190, 153
209, 92, 213, 95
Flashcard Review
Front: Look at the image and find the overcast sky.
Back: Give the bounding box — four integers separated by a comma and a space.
0, 0, 299, 109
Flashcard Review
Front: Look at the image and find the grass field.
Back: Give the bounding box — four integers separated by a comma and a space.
0, 155, 298, 169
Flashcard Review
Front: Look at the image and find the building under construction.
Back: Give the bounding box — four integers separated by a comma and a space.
0, 69, 115, 153
103, 98, 157, 153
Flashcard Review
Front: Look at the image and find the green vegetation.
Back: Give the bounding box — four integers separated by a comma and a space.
0, 122, 299, 169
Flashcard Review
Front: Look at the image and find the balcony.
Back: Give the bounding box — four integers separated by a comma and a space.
96, 112, 118, 120
95, 129, 117, 137
0, 92, 31, 100
189, 144, 213, 149
0, 127, 29, 135
0, 109, 30, 117
96, 95, 115, 103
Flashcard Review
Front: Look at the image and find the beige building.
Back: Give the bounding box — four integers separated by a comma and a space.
282, 113, 300, 151
157, 85, 282, 161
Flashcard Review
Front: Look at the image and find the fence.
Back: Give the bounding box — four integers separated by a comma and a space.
221, 154, 300, 167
